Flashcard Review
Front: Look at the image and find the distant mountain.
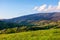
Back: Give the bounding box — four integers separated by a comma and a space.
2, 12, 60, 23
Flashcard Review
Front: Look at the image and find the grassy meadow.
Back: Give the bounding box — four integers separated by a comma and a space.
0, 28, 60, 40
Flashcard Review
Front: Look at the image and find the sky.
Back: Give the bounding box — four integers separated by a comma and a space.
0, 0, 60, 19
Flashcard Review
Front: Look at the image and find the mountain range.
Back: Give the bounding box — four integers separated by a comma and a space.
1, 12, 60, 23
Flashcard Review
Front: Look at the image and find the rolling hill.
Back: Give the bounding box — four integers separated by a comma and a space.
2, 12, 60, 23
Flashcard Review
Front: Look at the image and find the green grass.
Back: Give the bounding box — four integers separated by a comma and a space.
0, 29, 60, 40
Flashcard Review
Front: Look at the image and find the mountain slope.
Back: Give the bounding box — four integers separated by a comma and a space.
3, 12, 60, 23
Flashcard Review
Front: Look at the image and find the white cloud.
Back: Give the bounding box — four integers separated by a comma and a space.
56, 1, 60, 10
37, 4, 47, 12
33, 6, 38, 10
33, 1, 60, 13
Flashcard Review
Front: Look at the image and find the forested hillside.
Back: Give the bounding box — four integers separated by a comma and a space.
0, 20, 60, 34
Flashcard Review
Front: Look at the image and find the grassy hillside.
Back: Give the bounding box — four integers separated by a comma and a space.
0, 28, 60, 40
0, 20, 60, 34
0, 20, 60, 40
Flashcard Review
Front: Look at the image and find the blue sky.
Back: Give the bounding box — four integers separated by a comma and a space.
0, 0, 59, 19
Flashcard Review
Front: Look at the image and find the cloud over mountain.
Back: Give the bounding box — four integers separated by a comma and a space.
33, 1, 60, 13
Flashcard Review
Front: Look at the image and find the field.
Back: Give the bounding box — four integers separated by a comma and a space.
0, 28, 60, 40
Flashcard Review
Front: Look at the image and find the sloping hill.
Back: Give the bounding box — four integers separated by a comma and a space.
0, 29, 60, 40
3, 12, 60, 23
